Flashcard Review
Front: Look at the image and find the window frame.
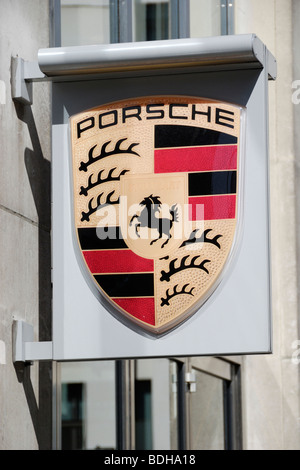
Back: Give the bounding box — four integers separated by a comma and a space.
221, 0, 235, 35
56, 0, 234, 44
110, 0, 190, 43
175, 356, 242, 450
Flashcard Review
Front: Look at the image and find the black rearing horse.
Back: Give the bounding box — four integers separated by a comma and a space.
129, 194, 178, 249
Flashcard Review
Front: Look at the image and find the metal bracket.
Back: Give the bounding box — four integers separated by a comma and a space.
185, 371, 196, 393
12, 320, 52, 364
11, 57, 45, 105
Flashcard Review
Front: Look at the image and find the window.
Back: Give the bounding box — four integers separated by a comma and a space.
58, 357, 242, 450
134, 0, 170, 42
61, 383, 84, 449
59, 361, 116, 450
134, 359, 177, 450
135, 380, 152, 448
187, 357, 242, 450
189, 370, 225, 449
60, 0, 234, 46
60, 0, 110, 46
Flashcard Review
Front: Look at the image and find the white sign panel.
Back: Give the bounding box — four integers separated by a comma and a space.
51, 56, 272, 360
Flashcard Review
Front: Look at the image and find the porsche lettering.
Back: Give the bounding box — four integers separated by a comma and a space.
76, 102, 236, 139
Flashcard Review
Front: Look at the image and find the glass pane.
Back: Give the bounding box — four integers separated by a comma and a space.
135, 358, 178, 450
133, 0, 170, 42
135, 379, 153, 449
189, 0, 222, 38
60, 361, 116, 450
189, 369, 225, 450
61, 0, 110, 46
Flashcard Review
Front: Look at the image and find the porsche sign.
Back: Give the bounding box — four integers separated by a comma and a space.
70, 96, 242, 335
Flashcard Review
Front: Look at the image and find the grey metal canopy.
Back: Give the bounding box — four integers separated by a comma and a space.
38, 34, 276, 80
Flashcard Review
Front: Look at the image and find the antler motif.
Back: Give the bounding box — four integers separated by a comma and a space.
79, 138, 140, 172
79, 168, 129, 196
160, 255, 210, 282
161, 284, 195, 307
81, 191, 119, 222
180, 229, 222, 249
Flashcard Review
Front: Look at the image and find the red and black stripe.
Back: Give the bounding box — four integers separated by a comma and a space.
154, 125, 238, 220
77, 227, 156, 325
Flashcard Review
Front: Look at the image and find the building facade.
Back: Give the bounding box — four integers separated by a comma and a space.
0, 0, 299, 450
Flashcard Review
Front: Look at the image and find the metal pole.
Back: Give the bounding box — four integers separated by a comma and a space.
170, 0, 190, 39
115, 359, 135, 450
110, 0, 133, 43
177, 361, 188, 449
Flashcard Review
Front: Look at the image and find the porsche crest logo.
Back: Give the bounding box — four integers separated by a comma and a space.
70, 96, 242, 335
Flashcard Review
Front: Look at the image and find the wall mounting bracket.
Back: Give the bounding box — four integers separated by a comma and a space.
12, 320, 53, 364
11, 57, 45, 105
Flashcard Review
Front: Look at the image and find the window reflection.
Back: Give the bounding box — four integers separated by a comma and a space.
135, 379, 152, 449
190, 0, 222, 37
61, 383, 84, 449
60, 361, 116, 450
61, 0, 110, 46
189, 369, 225, 450
134, 0, 170, 42
135, 358, 178, 450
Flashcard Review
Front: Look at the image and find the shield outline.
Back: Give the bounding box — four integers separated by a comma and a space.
69, 96, 244, 336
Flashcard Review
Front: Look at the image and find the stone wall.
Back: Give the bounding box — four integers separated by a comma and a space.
0, 0, 52, 449
235, 0, 300, 450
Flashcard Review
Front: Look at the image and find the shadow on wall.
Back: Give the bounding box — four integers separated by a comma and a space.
13, 99, 52, 450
